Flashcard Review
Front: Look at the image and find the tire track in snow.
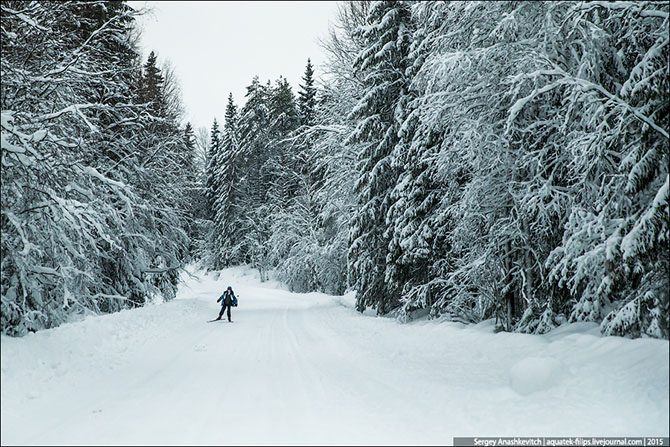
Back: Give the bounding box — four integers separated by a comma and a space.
279, 301, 455, 444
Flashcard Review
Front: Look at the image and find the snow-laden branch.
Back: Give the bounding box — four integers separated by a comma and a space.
37, 104, 100, 132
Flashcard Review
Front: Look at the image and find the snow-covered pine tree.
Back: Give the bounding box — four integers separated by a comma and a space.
234, 76, 272, 273
138, 51, 166, 119
213, 93, 241, 267
204, 118, 223, 268
184, 123, 196, 154
298, 59, 317, 127
384, 1, 447, 321
346, 0, 413, 315
293, 58, 323, 203
267, 76, 301, 211
181, 122, 202, 255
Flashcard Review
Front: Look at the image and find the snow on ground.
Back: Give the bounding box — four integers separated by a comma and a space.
1, 266, 668, 445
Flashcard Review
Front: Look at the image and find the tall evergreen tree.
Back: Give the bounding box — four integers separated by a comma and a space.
180, 121, 200, 252
346, 0, 413, 315
184, 121, 195, 147
205, 119, 222, 221
214, 93, 241, 266
139, 51, 165, 116
204, 118, 225, 267
232, 77, 272, 269
298, 59, 317, 127
268, 76, 301, 210
270, 76, 300, 136
182, 122, 196, 172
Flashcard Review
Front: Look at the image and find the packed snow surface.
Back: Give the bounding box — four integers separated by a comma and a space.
1, 266, 668, 445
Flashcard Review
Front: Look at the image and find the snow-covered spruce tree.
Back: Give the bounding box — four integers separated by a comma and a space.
212, 93, 241, 268
543, 1, 669, 338
266, 76, 301, 211
233, 77, 272, 275
204, 118, 223, 268
205, 118, 222, 217
347, 0, 413, 315
383, 1, 451, 321
181, 121, 202, 256
138, 51, 164, 116
295, 58, 322, 203
184, 122, 196, 170
99, 28, 189, 310
298, 59, 317, 127
384, 0, 495, 325
295, 59, 319, 188
1, 1, 189, 335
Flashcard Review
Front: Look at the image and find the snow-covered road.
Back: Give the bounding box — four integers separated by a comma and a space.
1, 267, 668, 445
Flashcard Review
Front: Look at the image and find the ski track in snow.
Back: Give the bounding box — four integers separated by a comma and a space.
1, 266, 668, 445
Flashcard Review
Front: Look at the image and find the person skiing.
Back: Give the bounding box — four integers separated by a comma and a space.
215, 286, 237, 322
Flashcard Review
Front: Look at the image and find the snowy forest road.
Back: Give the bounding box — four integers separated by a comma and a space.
1, 267, 668, 445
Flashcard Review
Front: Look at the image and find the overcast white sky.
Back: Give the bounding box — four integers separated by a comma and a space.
128, 1, 338, 131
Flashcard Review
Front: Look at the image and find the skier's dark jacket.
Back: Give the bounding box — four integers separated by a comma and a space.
217, 289, 237, 306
